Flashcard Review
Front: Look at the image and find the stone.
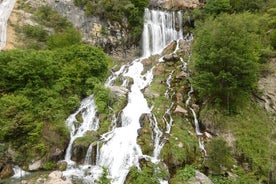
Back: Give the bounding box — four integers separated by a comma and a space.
162, 41, 176, 55
149, 0, 202, 9
163, 53, 179, 62
28, 160, 42, 171
0, 164, 14, 179
110, 86, 128, 97
192, 170, 213, 184
43, 171, 70, 184
174, 105, 188, 116
176, 71, 188, 79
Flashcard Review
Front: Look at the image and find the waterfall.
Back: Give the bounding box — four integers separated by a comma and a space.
64, 95, 99, 165
84, 143, 94, 165
63, 8, 184, 184
142, 8, 183, 57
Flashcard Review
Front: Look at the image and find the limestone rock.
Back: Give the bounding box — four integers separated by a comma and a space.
163, 53, 179, 62
43, 171, 70, 184
29, 160, 42, 171
110, 86, 128, 97
188, 170, 213, 184
149, 0, 203, 9
162, 41, 177, 55
0, 164, 14, 179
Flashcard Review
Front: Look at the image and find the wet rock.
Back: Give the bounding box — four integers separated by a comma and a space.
162, 41, 177, 55
29, 160, 42, 171
50, 148, 64, 162
110, 86, 128, 97
163, 53, 179, 62
57, 161, 67, 171
191, 104, 200, 113
0, 164, 14, 179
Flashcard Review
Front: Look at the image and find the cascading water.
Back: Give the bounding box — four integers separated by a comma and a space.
62, 8, 200, 184
143, 8, 183, 57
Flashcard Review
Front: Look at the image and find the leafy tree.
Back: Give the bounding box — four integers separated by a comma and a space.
204, 0, 231, 15
46, 28, 81, 49
192, 13, 263, 110
229, 0, 267, 12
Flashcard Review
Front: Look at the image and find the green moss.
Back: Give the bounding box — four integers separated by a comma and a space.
74, 131, 98, 147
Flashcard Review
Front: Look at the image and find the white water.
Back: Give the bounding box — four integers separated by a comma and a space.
63, 8, 184, 184
64, 95, 99, 165
11, 165, 29, 179
143, 8, 183, 57
0, 0, 16, 50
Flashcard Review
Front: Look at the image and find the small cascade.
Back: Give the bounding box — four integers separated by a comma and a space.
12, 165, 29, 179
84, 143, 93, 165
182, 36, 206, 155
64, 95, 99, 164
143, 8, 183, 57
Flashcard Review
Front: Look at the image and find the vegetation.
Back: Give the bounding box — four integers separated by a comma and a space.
192, 13, 264, 111
190, 0, 276, 183
0, 44, 109, 164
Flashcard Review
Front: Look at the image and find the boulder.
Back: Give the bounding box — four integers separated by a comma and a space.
162, 41, 177, 55
110, 86, 128, 97
0, 164, 14, 179
187, 170, 213, 184
43, 171, 70, 184
174, 105, 188, 117
163, 53, 179, 62
29, 160, 42, 171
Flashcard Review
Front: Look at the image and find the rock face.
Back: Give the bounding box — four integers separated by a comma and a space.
45, 0, 132, 57
149, 0, 204, 9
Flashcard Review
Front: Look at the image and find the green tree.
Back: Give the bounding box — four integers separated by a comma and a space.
204, 0, 231, 15
230, 0, 266, 12
192, 13, 263, 109
204, 137, 234, 174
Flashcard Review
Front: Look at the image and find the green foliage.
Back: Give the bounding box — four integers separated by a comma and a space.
46, 28, 81, 49
270, 29, 276, 49
93, 84, 110, 114
204, 0, 231, 15
22, 25, 48, 42
170, 165, 195, 184
229, 0, 267, 12
192, 13, 264, 109
33, 6, 71, 32
126, 164, 168, 184
43, 161, 55, 170
200, 103, 276, 183
0, 44, 109, 163
204, 137, 234, 174
97, 167, 112, 184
